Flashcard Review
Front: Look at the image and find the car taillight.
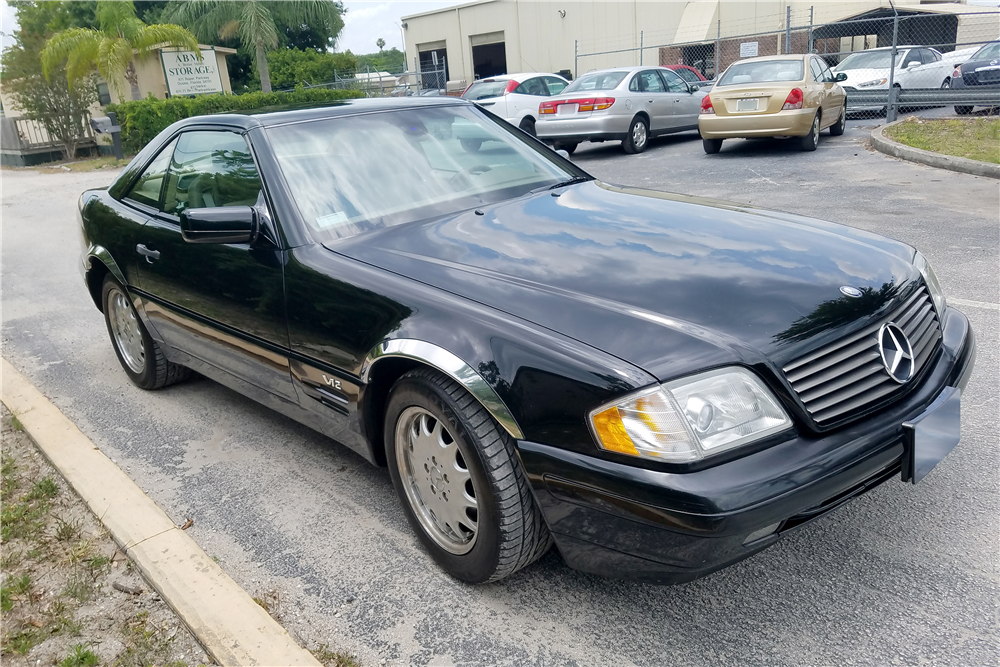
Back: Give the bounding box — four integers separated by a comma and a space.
952, 66, 962, 79
538, 97, 615, 114
782, 88, 804, 110
700, 96, 715, 114
504, 79, 519, 95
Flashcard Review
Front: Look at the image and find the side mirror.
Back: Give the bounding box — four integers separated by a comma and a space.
906, 61, 921, 69
835, 72, 848, 82
180, 207, 257, 244
686, 82, 698, 93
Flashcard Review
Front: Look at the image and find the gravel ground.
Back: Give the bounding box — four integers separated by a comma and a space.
1, 109, 997, 666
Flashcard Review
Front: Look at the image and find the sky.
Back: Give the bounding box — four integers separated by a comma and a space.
0, 0, 466, 53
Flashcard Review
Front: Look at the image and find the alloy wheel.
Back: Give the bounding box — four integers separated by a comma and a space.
395, 406, 479, 554
633, 121, 647, 149
108, 290, 145, 374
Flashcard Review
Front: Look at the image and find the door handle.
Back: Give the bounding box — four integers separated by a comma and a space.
136, 244, 160, 263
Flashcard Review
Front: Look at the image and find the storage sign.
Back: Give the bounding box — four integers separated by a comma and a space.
739, 42, 759, 58
161, 49, 223, 96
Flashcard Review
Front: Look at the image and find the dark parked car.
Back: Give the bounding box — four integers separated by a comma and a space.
80, 98, 976, 584
951, 40, 1000, 114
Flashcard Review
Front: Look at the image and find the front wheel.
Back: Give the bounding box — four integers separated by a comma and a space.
554, 142, 577, 155
622, 116, 649, 154
102, 275, 189, 390
702, 138, 723, 154
829, 103, 847, 136
955, 105, 974, 115
384, 368, 551, 583
799, 112, 820, 151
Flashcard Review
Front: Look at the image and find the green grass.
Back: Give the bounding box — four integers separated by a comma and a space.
312, 644, 362, 667
885, 117, 1000, 164
60, 643, 100, 667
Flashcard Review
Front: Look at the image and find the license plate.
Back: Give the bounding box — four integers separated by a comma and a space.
901, 387, 961, 484
737, 98, 759, 112
557, 103, 579, 115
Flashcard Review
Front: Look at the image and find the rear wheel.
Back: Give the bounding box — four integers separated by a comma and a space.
799, 112, 820, 151
622, 116, 649, 154
555, 142, 578, 155
702, 138, 723, 154
518, 117, 536, 137
955, 105, 974, 115
102, 275, 189, 390
384, 368, 551, 583
829, 103, 847, 136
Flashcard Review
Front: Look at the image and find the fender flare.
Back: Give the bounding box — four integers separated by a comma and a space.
87, 244, 127, 286
361, 338, 524, 440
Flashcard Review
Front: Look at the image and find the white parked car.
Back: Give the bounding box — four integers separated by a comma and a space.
462, 73, 570, 136
833, 45, 981, 111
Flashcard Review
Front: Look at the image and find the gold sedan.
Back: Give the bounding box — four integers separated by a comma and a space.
698, 54, 847, 153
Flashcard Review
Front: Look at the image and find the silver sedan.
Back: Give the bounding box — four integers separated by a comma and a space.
535, 66, 708, 154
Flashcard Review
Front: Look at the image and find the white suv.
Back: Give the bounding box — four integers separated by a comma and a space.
462, 73, 570, 136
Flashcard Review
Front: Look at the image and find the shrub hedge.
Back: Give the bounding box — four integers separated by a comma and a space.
107, 88, 364, 154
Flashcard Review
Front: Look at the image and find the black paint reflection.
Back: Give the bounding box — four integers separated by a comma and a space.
775, 281, 904, 344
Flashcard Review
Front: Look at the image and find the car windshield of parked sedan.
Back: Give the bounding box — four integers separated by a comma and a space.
267, 106, 578, 241
463, 80, 510, 100
561, 70, 629, 93
836, 50, 898, 71
717, 60, 804, 86
972, 41, 1000, 60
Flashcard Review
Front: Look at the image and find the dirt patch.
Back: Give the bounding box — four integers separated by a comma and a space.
0, 407, 210, 667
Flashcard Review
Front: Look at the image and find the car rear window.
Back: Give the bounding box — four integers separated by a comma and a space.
972, 42, 1000, 61
463, 80, 509, 100
717, 60, 804, 86
562, 71, 628, 93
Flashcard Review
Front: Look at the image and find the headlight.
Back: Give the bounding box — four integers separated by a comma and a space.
913, 251, 946, 315
589, 368, 792, 462
857, 78, 888, 88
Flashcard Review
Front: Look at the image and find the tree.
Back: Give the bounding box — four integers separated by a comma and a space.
2, 31, 99, 160
376, 37, 385, 52
266, 48, 357, 90
40, 1, 200, 102
163, 1, 345, 93
356, 47, 406, 74
8, 1, 98, 37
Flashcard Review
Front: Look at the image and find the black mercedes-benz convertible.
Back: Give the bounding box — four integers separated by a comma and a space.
79, 97, 975, 584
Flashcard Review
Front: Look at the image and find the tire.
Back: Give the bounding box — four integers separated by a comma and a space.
555, 142, 578, 155
702, 138, 723, 154
955, 105, 974, 115
101, 275, 189, 390
799, 111, 820, 151
829, 103, 847, 136
384, 368, 552, 583
940, 78, 951, 90
622, 116, 649, 154
518, 117, 536, 137
460, 138, 482, 153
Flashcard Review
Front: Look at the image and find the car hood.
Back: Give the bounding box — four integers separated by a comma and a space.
329, 181, 918, 381
834, 67, 891, 86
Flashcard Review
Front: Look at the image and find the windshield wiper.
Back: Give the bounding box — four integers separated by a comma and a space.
534, 176, 591, 193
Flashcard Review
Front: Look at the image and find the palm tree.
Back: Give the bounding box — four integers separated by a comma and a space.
376, 38, 385, 52
41, 1, 200, 102
164, 1, 345, 93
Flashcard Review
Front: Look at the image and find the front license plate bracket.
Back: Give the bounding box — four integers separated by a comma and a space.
901, 386, 961, 484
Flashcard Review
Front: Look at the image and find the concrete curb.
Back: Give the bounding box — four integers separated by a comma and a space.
871, 119, 1000, 179
1, 358, 322, 667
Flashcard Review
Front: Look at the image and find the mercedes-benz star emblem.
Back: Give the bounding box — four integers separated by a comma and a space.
878, 323, 914, 383
840, 286, 863, 298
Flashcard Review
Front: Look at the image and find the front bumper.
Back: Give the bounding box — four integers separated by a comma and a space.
698, 108, 816, 139
535, 112, 631, 144
517, 307, 976, 584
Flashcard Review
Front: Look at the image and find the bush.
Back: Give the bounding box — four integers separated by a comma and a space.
266, 48, 358, 90
107, 88, 364, 154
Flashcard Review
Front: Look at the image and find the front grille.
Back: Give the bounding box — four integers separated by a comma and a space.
783, 286, 941, 426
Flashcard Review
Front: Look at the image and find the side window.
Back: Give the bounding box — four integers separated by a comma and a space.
638, 70, 665, 92
821, 62, 835, 82
660, 68, 687, 92
124, 138, 177, 209
544, 76, 567, 95
810, 58, 825, 82
629, 74, 641, 92
921, 49, 940, 64
515, 77, 547, 96
161, 131, 262, 217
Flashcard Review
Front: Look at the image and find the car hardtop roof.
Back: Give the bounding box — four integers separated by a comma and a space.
584, 65, 663, 73
471, 72, 566, 83
180, 96, 471, 131
729, 54, 808, 65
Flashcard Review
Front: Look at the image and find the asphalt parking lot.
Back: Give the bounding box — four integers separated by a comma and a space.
2, 112, 997, 666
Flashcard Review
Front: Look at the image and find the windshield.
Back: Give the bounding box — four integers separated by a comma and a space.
266, 106, 580, 241
463, 80, 509, 100
836, 50, 898, 70
717, 60, 804, 86
562, 71, 628, 94
972, 42, 1000, 61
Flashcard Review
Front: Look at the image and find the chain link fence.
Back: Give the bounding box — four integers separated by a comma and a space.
276, 61, 450, 99
575, 7, 1000, 121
